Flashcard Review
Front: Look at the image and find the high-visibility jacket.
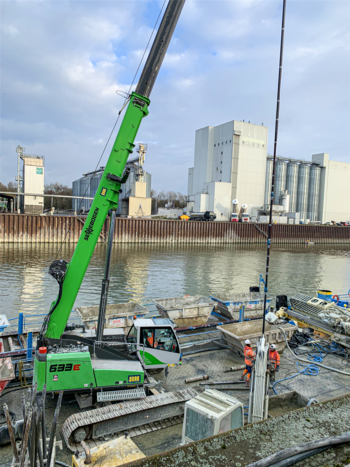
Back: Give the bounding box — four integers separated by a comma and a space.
147, 336, 157, 348
269, 349, 280, 369
244, 346, 255, 366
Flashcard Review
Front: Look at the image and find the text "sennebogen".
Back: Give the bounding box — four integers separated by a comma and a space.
84, 207, 99, 241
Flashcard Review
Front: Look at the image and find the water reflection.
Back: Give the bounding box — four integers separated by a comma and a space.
0, 243, 349, 319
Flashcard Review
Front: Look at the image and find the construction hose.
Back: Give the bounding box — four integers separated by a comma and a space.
270, 447, 327, 467
246, 431, 350, 467
279, 327, 350, 376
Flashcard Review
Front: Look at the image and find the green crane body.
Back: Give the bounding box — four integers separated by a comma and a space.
45, 92, 150, 339
33, 0, 186, 398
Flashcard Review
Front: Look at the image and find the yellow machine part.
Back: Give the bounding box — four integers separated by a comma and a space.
72, 436, 145, 467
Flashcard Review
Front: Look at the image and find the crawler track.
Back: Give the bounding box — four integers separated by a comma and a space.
62, 388, 200, 451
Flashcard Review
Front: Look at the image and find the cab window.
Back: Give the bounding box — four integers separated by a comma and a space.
142, 328, 179, 352
126, 325, 137, 353
141, 328, 178, 352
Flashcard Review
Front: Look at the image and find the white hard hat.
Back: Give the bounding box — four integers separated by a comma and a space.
245, 339, 251, 345
270, 344, 276, 350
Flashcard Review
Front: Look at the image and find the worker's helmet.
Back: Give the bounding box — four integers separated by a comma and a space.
245, 339, 251, 345
270, 344, 276, 350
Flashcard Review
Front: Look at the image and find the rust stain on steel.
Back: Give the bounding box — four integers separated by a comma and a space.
0, 214, 350, 244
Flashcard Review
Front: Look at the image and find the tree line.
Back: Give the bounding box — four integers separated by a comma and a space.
151, 190, 187, 208
0, 181, 73, 210
1, 180, 187, 211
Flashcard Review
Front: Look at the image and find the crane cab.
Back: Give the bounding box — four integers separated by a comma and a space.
126, 318, 181, 369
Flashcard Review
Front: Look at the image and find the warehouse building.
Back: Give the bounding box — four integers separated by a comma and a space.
187, 120, 350, 223
72, 157, 152, 217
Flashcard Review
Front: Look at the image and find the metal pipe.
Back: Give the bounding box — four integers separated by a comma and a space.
81, 440, 92, 465
248, 368, 255, 423
3, 403, 19, 462
264, 373, 270, 420
185, 375, 209, 383
19, 408, 32, 467
262, 0, 287, 336
46, 391, 63, 467
41, 384, 47, 460
199, 381, 245, 386
0, 191, 94, 200
136, 0, 186, 98
223, 365, 246, 373
96, 210, 116, 343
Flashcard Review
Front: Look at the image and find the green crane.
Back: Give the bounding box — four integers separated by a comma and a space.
34, 0, 186, 402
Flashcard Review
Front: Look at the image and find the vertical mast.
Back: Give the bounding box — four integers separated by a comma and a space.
262, 0, 287, 335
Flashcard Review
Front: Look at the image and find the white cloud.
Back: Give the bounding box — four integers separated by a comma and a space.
0, 0, 349, 195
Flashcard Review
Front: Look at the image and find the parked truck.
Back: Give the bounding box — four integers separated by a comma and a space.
190, 211, 216, 221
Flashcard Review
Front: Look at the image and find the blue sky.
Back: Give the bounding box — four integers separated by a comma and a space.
1, 0, 349, 194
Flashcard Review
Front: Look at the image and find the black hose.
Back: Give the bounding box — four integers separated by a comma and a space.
246, 431, 350, 467
1, 386, 33, 396
270, 447, 327, 467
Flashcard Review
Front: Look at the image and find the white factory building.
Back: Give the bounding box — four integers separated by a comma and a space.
187, 120, 350, 224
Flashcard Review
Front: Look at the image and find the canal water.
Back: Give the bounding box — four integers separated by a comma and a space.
1, 243, 349, 319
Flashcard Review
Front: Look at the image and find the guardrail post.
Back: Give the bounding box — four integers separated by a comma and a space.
239, 306, 245, 323
27, 332, 33, 361
18, 312, 24, 335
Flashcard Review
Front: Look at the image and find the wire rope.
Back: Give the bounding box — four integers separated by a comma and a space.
53, 0, 168, 261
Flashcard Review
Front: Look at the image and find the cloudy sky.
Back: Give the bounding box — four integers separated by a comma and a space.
1, 0, 349, 194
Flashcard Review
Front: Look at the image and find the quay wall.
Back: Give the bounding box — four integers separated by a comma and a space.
0, 213, 349, 244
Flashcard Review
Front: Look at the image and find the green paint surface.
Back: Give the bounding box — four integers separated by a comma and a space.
139, 351, 165, 366
45, 93, 150, 339
33, 357, 47, 391
94, 368, 144, 387
45, 352, 96, 391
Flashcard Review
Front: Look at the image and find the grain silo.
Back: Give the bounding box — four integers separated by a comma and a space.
72, 180, 80, 211
264, 159, 273, 209
286, 162, 299, 212
296, 164, 310, 221
307, 165, 321, 221
79, 176, 92, 212
90, 173, 102, 201
274, 161, 287, 205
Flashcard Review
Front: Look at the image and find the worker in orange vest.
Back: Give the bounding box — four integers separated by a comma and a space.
268, 344, 280, 381
240, 339, 256, 386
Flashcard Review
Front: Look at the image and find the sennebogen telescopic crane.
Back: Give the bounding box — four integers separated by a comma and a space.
34, 0, 186, 403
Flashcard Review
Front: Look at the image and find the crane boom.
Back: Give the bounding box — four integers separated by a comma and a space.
44, 0, 185, 340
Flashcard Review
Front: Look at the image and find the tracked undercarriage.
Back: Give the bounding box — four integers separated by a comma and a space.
62, 388, 200, 451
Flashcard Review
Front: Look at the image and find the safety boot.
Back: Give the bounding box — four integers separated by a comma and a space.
245, 379, 250, 388
239, 374, 245, 381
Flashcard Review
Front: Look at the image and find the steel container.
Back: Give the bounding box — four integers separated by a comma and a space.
72, 180, 80, 211
286, 162, 299, 212
153, 296, 213, 327
264, 158, 273, 209
79, 177, 92, 212
274, 161, 287, 205
307, 165, 321, 221
296, 164, 310, 221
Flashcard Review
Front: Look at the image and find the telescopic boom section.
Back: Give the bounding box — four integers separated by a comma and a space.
45, 0, 186, 340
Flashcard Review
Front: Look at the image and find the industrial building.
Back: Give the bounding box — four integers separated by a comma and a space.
21, 154, 45, 214
187, 120, 350, 223
72, 151, 152, 217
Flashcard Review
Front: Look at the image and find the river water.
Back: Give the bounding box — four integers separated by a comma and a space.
1, 243, 349, 319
